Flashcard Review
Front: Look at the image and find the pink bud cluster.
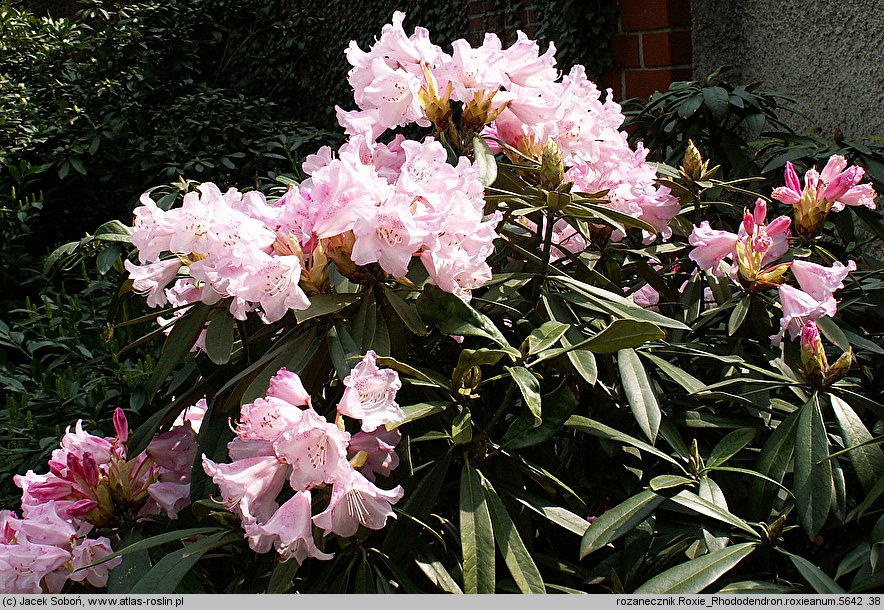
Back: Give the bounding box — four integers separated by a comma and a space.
687, 198, 858, 346
773, 155, 877, 212
1, 408, 199, 593
202, 352, 405, 565
341, 11, 679, 247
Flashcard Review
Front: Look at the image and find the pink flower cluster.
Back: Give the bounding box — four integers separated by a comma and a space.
1, 409, 198, 593
687, 199, 857, 346
202, 352, 404, 565
128, 137, 499, 323
773, 155, 876, 212
341, 11, 679, 247
295, 135, 500, 300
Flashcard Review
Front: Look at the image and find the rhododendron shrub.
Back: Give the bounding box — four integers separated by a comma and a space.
10, 13, 882, 595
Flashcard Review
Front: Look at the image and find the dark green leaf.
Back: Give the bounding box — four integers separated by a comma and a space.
829, 395, 884, 494
618, 348, 661, 443
460, 465, 495, 594
502, 380, 578, 449
782, 551, 846, 593
580, 490, 665, 558
650, 474, 694, 491
702, 86, 729, 120
267, 558, 300, 593
382, 285, 426, 335
481, 477, 545, 594
390, 401, 450, 429
527, 321, 569, 355
506, 366, 542, 427
384, 452, 451, 559
204, 307, 236, 365
566, 416, 681, 467
634, 543, 757, 593
146, 303, 211, 402
668, 490, 758, 536
728, 296, 750, 335
294, 293, 360, 324
130, 531, 241, 593
795, 396, 833, 538
417, 285, 517, 355
640, 352, 704, 393
707, 429, 756, 468
507, 489, 590, 536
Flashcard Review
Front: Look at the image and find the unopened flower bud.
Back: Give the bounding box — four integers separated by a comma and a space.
113, 408, 129, 444
540, 139, 565, 191
682, 140, 705, 182
825, 347, 853, 385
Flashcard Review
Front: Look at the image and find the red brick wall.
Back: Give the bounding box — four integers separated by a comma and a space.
466, 0, 539, 43
603, 0, 692, 100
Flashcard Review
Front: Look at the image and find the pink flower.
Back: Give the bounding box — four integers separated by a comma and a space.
338, 351, 405, 432
347, 429, 402, 482
124, 258, 182, 308
235, 397, 305, 443
771, 284, 837, 347
69, 537, 121, 588
0, 538, 71, 593
772, 157, 877, 236
688, 221, 740, 275
791, 259, 856, 305
243, 491, 333, 564
312, 470, 404, 538
202, 455, 290, 523
632, 283, 661, 312
272, 409, 351, 490
266, 369, 312, 408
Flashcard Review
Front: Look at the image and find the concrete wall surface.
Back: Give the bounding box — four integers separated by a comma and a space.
691, 0, 884, 137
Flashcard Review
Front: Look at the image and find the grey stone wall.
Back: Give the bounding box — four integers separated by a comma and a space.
691, 0, 884, 137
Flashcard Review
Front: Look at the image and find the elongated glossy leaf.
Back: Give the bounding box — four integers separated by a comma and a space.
618, 348, 661, 443
552, 275, 689, 330
130, 531, 241, 593
240, 331, 322, 405
707, 429, 756, 468
80, 528, 223, 570
698, 477, 729, 552
204, 307, 235, 365
795, 396, 833, 538
702, 86, 729, 120
382, 285, 426, 335
460, 465, 495, 594
389, 401, 450, 429
294, 293, 360, 324
566, 415, 680, 466
728, 295, 750, 335
417, 284, 517, 355
267, 557, 300, 593
107, 530, 150, 593
414, 553, 463, 594
669, 490, 758, 536
640, 352, 704, 393
502, 380, 578, 449
146, 303, 211, 402
507, 489, 590, 536
634, 543, 757, 593
650, 474, 693, 491
527, 321, 569, 355
580, 490, 665, 558
506, 366, 542, 426
717, 581, 796, 594
782, 551, 846, 593
542, 293, 597, 384
482, 478, 545, 594
574, 320, 665, 355
749, 411, 799, 520
830, 395, 884, 494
